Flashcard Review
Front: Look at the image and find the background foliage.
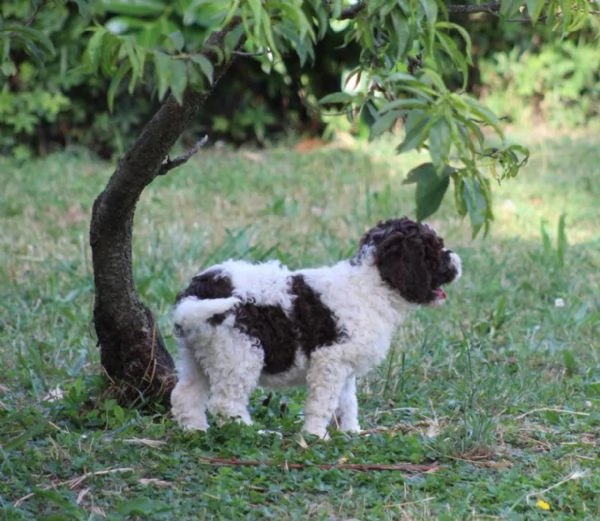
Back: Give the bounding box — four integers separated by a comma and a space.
1, 0, 598, 234
1, 1, 598, 159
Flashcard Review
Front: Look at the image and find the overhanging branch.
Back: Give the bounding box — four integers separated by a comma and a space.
447, 2, 501, 15
337, 1, 503, 19
157, 135, 209, 176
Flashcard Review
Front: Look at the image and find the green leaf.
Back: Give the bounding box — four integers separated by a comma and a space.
403, 162, 452, 221
73, 0, 92, 19
319, 92, 355, 104
169, 30, 184, 51
191, 54, 214, 84
436, 21, 473, 65
370, 110, 402, 140
500, 0, 524, 17
540, 220, 553, 257
463, 177, 489, 237
417, 0, 438, 28
101, 0, 166, 16
527, 0, 546, 22
453, 175, 468, 217
0, 24, 55, 56
396, 113, 431, 154
223, 23, 245, 59
107, 61, 131, 112
100, 32, 122, 76
154, 51, 172, 100
1, 60, 16, 76
84, 28, 106, 73
557, 213, 568, 267
123, 37, 145, 92
461, 96, 503, 136
1, 32, 10, 62
379, 98, 428, 112
170, 60, 188, 104
435, 32, 468, 90
390, 12, 412, 58
428, 117, 452, 171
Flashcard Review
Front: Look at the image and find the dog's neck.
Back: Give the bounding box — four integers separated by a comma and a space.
321, 256, 415, 325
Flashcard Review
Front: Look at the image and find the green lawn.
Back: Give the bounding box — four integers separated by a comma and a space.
1, 132, 599, 520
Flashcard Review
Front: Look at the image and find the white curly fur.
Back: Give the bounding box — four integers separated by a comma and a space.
171, 249, 461, 439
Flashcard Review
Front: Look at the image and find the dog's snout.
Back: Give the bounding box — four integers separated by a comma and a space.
448, 251, 462, 280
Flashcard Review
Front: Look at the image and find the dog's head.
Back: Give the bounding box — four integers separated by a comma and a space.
358, 217, 461, 306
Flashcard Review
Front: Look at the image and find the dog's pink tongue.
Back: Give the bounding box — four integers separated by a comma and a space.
434, 288, 447, 299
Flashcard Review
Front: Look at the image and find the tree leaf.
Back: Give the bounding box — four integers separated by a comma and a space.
500, 0, 524, 17
460, 96, 503, 136
453, 175, 467, 217
369, 110, 402, 140
428, 117, 452, 172
0, 24, 55, 56
390, 12, 412, 58
417, 0, 438, 28
154, 51, 172, 100
190, 54, 214, 84
169, 30, 184, 52
403, 162, 452, 221
435, 21, 473, 66
100, 32, 122, 76
73, 0, 92, 19
319, 92, 355, 104
527, 0, 546, 23
396, 113, 431, 154
101, 0, 166, 17
169, 59, 188, 104
84, 28, 106, 73
463, 177, 489, 237
379, 98, 428, 112
108, 61, 131, 112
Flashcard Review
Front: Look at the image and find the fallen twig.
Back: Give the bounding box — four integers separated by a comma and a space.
199, 456, 442, 473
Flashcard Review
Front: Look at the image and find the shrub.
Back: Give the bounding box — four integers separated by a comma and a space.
480, 40, 600, 127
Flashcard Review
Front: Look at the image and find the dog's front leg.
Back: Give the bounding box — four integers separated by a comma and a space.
334, 375, 361, 433
303, 354, 353, 439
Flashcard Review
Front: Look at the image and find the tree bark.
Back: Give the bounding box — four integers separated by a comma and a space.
90, 23, 241, 406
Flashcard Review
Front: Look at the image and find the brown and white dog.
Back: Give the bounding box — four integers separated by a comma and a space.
171, 217, 462, 438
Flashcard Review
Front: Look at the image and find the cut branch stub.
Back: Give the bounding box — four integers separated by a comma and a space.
90, 23, 244, 406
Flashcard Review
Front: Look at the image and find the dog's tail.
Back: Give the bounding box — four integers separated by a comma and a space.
173, 296, 239, 336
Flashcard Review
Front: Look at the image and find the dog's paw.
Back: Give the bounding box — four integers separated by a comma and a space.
173, 412, 209, 431
301, 426, 330, 440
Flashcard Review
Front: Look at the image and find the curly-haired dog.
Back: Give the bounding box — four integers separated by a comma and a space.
171, 217, 462, 438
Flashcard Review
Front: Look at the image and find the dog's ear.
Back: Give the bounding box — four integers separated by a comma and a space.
374, 230, 432, 304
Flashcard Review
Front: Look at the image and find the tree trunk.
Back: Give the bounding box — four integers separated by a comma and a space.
89, 23, 241, 407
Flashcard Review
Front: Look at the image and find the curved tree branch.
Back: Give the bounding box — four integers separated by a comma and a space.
447, 2, 501, 15
90, 21, 244, 406
338, 1, 504, 19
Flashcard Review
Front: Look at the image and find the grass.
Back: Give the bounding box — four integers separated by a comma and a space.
1, 131, 599, 520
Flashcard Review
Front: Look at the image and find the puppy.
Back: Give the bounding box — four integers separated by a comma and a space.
171, 217, 461, 438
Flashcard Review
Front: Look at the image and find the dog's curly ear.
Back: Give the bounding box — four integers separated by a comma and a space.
374, 231, 432, 304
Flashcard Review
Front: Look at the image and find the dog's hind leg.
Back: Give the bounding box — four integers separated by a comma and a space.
171, 345, 210, 431
205, 331, 263, 426
303, 351, 354, 439
333, 375, 361, 433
